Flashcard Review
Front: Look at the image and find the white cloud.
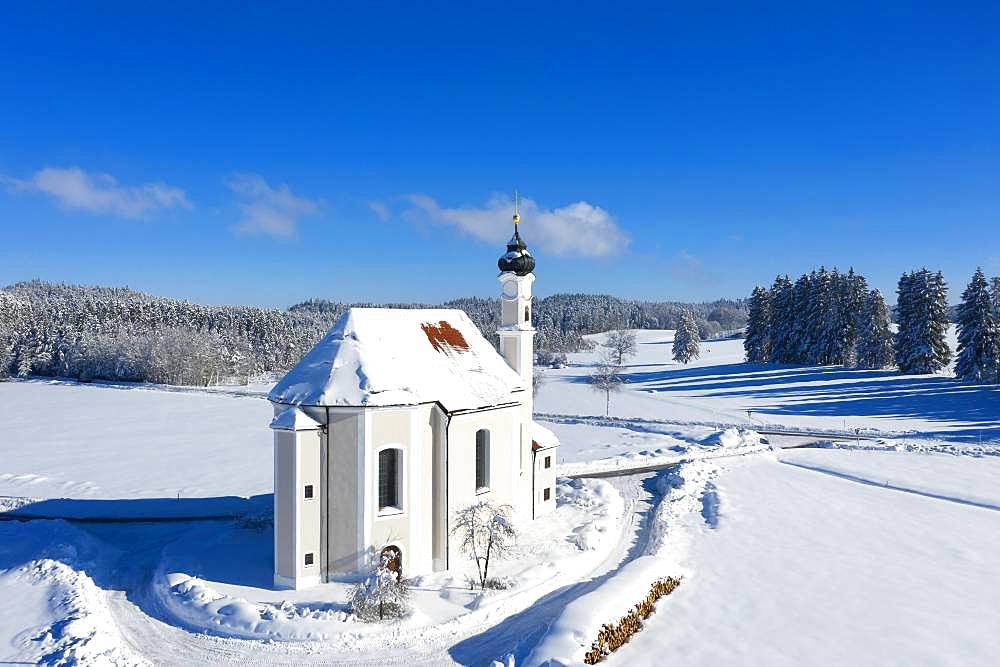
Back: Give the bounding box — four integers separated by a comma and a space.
670, 250, 705, 279
4, 166, 189, 218
369, 201, 390, 221
227, 174, 319, 238
401, 193, 628, 257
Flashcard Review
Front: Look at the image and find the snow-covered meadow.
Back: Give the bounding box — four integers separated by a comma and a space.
537, 328, 999, 445
1, 329, 999, 665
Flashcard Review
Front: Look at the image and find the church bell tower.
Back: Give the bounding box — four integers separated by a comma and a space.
497, 192, 535, 387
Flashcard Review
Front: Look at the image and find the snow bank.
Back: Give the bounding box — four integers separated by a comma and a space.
702, 426, 761, 449
558, 478, 624, 552
807, 435, 1000, 458
158, 571, 352, 640
557, 426, 767, 478
525, 460, 719, 666
0, 520, 149, 665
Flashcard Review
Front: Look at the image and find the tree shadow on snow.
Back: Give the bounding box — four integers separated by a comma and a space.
611, 362, 1000, 444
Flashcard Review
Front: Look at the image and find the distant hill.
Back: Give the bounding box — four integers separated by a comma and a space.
0, 280, 746, 386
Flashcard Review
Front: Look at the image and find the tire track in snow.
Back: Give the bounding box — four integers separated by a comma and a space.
780, 460, 1000, 512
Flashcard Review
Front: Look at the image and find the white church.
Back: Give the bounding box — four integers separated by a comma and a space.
267, 204, 560, 589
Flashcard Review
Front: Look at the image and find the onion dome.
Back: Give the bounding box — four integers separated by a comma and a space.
497, 202, 536, 276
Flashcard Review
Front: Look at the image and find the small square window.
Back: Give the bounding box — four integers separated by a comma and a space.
304, 484, 314, 499
304, 552, 314, 566
544, 456, 552, 469
544, 487, 551, 501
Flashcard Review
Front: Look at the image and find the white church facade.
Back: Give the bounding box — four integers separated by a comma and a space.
267, 206, 559, 589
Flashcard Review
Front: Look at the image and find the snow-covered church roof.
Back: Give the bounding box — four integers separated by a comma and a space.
530, 421, 560, 451
269, 308, 526, 412
270, 407, 322, 431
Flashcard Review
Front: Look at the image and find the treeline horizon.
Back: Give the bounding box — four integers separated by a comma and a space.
0, 279, 747, 387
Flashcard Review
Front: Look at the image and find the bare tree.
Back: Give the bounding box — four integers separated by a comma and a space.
451, 501, 517, 590
532, 366, 545, 397
604, 329, 637, 366
589, 353, 624, 416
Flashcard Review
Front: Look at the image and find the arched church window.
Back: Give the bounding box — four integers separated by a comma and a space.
524, 306, 530, 323
475, 430, 490, 492
378, 448, 402, 511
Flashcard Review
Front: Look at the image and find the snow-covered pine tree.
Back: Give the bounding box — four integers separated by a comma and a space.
673, 310, 701, 364
768, 275, 794, 363
751, 267, 878, 369
789, 273, 813, 364
992, 276, 1000, 320
820, 268, 852, 365
897, 269, 951, 374
894, 271, 915, 370
744, 286, 772, 362
350, 548, 411, 622
806, 268, 834, 365
930, 271, 953, 370
955, 268, 1000, 383
855, 289, 895, 369
840, 268, 868, 366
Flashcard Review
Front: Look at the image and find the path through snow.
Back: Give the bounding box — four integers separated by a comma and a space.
96, 474, 665, 665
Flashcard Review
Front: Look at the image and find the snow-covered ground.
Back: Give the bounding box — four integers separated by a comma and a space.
536, 328, 1000, 446
1, 329, 995, 502
152, 476, 625, 643
1, 329, 999, 664
613, 453, 1000, 666
0, 379, 273, 500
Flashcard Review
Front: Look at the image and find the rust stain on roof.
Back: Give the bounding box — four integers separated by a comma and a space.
421, 320, 470, 353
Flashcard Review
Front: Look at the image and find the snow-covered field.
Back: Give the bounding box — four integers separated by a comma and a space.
0, 380, 273, 500
1, 329, 999, 665
613, 453, 1000, 666
536, 328, 999, 446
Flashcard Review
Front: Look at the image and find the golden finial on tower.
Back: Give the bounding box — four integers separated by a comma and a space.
513, 189, 520, 225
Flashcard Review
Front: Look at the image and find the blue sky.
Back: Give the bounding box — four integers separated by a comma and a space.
1, 2, 998, 307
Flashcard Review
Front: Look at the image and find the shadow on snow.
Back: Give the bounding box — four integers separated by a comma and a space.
607, 362, 1000, 443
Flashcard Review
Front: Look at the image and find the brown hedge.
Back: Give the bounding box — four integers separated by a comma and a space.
583, 576, 683, 664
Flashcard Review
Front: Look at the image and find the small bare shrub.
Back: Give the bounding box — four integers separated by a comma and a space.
451, 501, 517, 590
484, 576, 516, 591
